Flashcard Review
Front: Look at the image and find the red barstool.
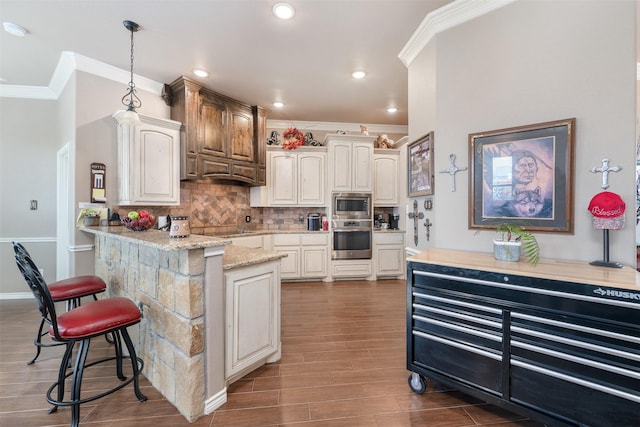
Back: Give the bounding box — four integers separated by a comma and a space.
12, 241, 107, 364
15, 253, 147, 427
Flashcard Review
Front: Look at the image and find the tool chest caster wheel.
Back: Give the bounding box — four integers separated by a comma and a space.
408, 372, 426, 394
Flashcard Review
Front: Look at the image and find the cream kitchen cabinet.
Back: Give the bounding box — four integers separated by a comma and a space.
325, 134, 375, 193
373, 149, 400, 206
250, 147, 326, 207
113, 112, 181, 206
224, 259, 281, 381
373, 232, 405, 278
272, 233, 328, 280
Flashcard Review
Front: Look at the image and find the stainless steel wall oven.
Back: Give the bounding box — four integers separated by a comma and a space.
332, 219, 372, 260
331, 192, 373, 260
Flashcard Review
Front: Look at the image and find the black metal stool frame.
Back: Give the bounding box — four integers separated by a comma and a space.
15, 254, 147, 427
12, 241, 107, 365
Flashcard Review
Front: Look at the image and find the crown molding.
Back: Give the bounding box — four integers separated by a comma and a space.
1, 51, 164, 100
266, 119, 407, 135
398, 0, 518, 67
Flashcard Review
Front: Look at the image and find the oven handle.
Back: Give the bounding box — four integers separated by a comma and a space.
332, 228, 372, 232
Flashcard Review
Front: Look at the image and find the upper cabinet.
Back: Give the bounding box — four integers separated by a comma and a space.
373, 149, 400, 206
250, 147, 326, 207
113, 113, 181, 206
166, 76, 267, 186
325, 134, 375, 193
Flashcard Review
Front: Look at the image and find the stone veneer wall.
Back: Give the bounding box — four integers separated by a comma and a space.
93, 234, 207, 421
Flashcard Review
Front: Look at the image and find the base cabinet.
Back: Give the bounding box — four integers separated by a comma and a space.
272, 233, 328, 280
407, 250, 640, 427
224, 261, 280, 381
373, 232, 404, 278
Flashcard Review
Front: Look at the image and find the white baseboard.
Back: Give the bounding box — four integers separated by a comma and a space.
0, 292, 32, 300
204, 388, 227, 415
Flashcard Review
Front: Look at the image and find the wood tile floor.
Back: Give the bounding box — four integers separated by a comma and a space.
0, 279, 545, 426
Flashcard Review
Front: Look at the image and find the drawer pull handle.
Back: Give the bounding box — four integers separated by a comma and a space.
512, 326, 640, 362
512, 339, 640, 380
413, 304, 502, 329
413, 291, 502, 314
512, 312, 640, 345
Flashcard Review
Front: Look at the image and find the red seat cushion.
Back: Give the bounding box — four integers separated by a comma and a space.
52, 297, 141, 339
49, 276, 106, 301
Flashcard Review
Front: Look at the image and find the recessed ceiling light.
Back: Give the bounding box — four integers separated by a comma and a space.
386, 107, 398, 113
351, 70, 367, 79
3, 22, 28, 37
273, 3, 295, 20
193, 69, 209, 78
273, 102, 285, 108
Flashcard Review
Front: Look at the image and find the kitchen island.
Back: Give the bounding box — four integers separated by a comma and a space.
81, 226, 285, 422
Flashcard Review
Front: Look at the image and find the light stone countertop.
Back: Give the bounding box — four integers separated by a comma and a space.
81, 226, 286, 270
80, 225, 230, 250
222, 244, 287, 270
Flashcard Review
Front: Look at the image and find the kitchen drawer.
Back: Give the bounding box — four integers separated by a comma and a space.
301, 233, 328, 246
412, 330, 503, 394
373, 232, 404, 245
510, 363, 640, 426
332, 260, 371, 277
273, 234, 300, 246
412, 291, 503, 353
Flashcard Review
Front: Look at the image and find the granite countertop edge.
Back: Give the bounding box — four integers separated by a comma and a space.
80, 226, 230, 250
222, 245, 287, 270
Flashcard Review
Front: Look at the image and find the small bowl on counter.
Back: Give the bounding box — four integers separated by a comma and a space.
121, 215, 156, 231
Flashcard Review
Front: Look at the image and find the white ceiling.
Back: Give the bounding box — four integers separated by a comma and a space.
0, 0, 454, 126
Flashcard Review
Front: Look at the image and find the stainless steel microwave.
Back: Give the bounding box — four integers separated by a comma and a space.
332, 193, 371, 219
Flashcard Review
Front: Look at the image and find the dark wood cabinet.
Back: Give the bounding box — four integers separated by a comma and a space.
407, 249, 640, 427
168, 76, 266, 185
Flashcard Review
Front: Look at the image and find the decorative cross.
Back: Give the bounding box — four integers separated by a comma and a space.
424, 218, 433, 242
590, 158, 621, 190
407, 199, 424, 246
439, 154, 467, 192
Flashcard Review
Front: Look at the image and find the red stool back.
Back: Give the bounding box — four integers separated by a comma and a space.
12, 241, 106, 364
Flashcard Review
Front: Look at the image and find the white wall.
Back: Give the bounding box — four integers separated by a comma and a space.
408, 0, 637, 265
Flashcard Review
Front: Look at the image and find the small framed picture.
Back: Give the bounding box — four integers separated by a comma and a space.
408, 132, 434, 197
469, 118, 575, 233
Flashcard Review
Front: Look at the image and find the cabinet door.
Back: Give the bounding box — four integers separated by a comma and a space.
225, 262, 279, 377
229, 104, 254, 162
115, 114, 181, 206
376, 246, 404, 276
301, 246, 327, 278
352, 142, 373, 192
298, 152, 326, 205
276, 247, 300, 279
374, 153, 399, 206
330, 142, 353, 191
268, 152, 297, 205
199, 93, 227, 158
137, 128, 180, 204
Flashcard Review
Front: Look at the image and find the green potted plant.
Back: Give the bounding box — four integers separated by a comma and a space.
494, 224, 540, 266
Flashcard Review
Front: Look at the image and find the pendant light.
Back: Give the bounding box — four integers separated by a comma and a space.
115, 20, 142, 126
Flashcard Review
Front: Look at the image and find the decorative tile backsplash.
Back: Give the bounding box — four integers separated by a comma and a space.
114, 181, 326, 236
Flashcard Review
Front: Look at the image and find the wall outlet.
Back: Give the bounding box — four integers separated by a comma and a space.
245, 215, 251, 223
